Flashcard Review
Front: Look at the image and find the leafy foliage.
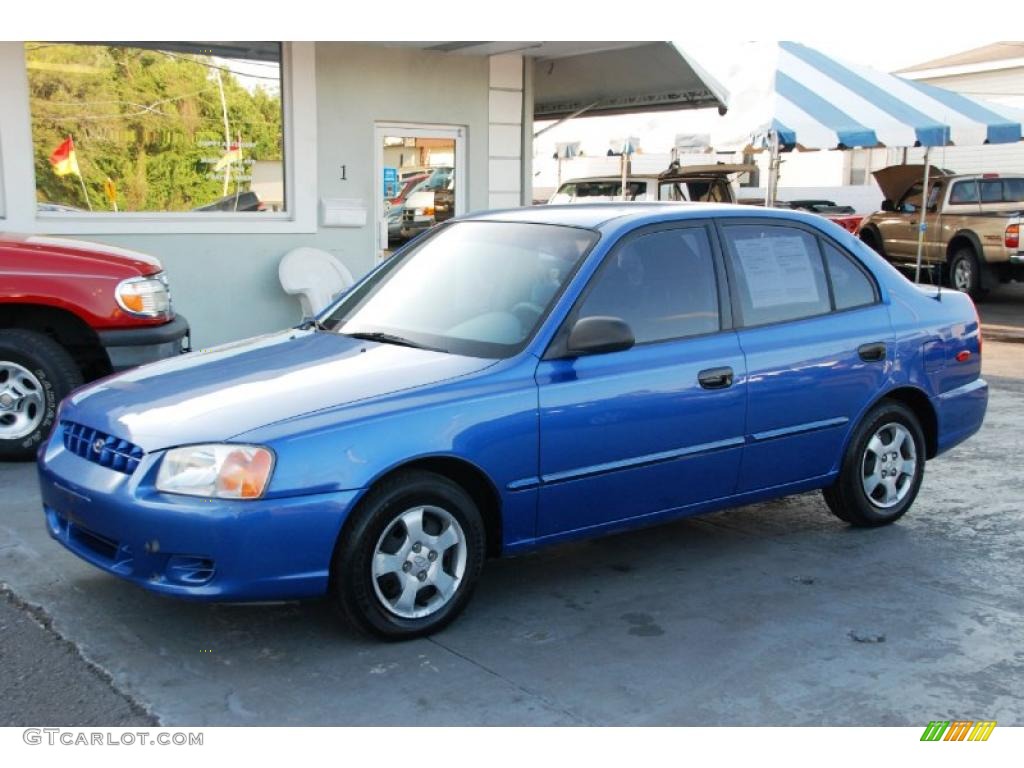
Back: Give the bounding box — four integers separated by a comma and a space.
25, 42, 283, 212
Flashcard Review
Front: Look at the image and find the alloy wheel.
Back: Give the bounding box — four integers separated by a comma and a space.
371, 505, 467, 619
953, 257, 973, 293
0, 362, 45, 440
861, 422, 917, 509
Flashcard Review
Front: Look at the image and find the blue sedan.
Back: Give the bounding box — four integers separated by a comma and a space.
37, 204, 987, 638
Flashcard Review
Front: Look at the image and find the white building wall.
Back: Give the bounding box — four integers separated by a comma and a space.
0, 42, 494, 348
488, 54, 524, 210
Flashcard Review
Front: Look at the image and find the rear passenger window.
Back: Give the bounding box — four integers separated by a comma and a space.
823, 243, 877, 310
577, 227, 719, 343
980, 180, 1003, 203
723, 226, 830, 326
949, 181, 979, 204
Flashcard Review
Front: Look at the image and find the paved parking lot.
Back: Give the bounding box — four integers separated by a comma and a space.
1, 341, 1022, 726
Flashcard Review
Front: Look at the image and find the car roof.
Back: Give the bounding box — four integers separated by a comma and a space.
463, 202, 816, 231
558, 176, 660, 184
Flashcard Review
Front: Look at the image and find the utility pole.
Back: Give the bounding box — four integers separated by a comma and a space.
215, 69, 231, 196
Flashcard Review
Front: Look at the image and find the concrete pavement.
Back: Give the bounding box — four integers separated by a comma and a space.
0, 343, 1021, 726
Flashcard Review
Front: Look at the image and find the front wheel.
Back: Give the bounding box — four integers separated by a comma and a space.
332, 470, 486, 639
823, 401, 926, 527
0, 330, 82, 461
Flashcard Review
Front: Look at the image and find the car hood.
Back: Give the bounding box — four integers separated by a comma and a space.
61, 330, 496, 451
404, 189, 436, 209
872, 164, 952, 203
0, 233, 163, 277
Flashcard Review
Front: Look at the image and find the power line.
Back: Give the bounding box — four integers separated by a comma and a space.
158, 50, 280, 81
32, 85, 217, 108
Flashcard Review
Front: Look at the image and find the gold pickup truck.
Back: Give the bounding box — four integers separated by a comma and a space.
858, 165, 1023, 299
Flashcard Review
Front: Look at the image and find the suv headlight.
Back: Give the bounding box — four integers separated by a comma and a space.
156, 444, 274, 499
115, 273, 171, 317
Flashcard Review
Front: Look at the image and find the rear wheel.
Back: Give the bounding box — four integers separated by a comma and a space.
0, 330, 82, 461
859, 227, 885, 257
823, 400, 925, 527
332, 470, 485, 639
948, 247, 987, 301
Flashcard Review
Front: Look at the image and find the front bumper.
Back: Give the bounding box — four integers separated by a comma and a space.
97, 314, 191, 372
399, 218, 434, 239
37, 429, 359, 601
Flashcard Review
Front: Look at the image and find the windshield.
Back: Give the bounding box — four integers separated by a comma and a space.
659, 177, 732, 203
324, 221, 598, 358
551, 181, 649, 203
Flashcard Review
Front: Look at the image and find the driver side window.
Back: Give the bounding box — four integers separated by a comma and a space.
899, 183, 924, 213
575, 227, 720, 344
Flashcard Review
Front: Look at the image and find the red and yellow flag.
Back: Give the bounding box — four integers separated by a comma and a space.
213, 143, 242, 172
49, 136, 81, 177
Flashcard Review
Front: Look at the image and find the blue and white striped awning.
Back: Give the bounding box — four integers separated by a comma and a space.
714, 41, 1024, 151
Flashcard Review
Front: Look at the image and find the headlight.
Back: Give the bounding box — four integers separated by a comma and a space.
116, 273, 171, 317
156, 444, 274, 499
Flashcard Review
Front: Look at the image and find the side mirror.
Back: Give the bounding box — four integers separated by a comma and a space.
567, 316, 635, 356
880, 199, 895, 212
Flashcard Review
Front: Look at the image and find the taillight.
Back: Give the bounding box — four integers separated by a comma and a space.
1006, 223, 1020, 250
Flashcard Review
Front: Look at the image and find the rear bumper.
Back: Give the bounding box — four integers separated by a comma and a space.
96, 314, 191, 371
934, 377, 988, 456
37, 430, 358, 601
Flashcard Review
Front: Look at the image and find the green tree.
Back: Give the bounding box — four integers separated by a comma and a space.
25, 42, 283, 212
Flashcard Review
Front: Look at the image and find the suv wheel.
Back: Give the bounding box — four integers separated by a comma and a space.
0, 330, 82, 461
332, 470, 486, 639
823, 400, 926, 527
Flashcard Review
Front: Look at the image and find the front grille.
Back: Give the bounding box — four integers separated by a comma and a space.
403, 209, 414, 222
62, 421, 144, 474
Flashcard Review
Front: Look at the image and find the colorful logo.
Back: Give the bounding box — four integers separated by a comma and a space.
921, 720, 996, 741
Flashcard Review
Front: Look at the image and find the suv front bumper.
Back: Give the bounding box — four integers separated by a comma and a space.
96, 314, 191, 371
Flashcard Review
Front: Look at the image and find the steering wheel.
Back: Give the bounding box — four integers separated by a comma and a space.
511, 301, 544, 331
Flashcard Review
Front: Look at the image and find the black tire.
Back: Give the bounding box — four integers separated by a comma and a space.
332, 469, 486, 640
948, 247, 987, 301
823, 400, 926, 528
860, 227, 885, 258
0, 330, 82, 461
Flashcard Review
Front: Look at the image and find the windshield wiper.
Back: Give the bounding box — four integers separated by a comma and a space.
345, 331, 447, 353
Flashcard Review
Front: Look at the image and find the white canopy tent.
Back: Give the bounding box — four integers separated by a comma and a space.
713, 41, 1024, 280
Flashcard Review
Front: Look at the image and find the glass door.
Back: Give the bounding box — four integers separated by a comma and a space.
375, 124, 466, 262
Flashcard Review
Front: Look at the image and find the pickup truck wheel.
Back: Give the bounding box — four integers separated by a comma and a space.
859, 227, 885, 257
0, 330, 82, 461
823, 400, 925, 527
949, 248, 987, 300
332, 470, 486, 639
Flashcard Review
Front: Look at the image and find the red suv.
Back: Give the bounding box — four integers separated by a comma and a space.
0, 234, 189, 459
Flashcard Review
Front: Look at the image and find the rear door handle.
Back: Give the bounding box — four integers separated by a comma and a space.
858, 342, 887, 362
698, 366, 734, 389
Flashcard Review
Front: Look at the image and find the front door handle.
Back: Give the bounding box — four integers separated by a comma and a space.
698, 366, 734, 389
858, 342, 887, 363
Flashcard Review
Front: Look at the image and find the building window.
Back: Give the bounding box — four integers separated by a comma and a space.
25, 42, 284, 215
848, 149, 870, 186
